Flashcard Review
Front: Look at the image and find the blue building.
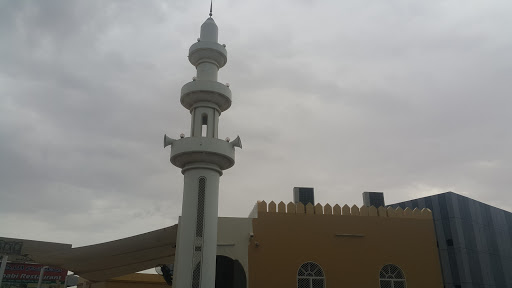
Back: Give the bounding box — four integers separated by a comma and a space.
392, 192, 512, 288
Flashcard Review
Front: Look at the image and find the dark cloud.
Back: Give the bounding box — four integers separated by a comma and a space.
1, 0, 511, 250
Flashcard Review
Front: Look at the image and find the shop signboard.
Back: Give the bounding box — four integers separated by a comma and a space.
1, 263, 67, 288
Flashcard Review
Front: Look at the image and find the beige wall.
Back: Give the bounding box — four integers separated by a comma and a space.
248, 202, 443, 288
78, 273, 168, 288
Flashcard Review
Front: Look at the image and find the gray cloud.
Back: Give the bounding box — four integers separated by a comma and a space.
1, 0, 511, 250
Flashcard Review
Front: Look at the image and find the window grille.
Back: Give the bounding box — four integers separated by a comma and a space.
191, 177, 206, 288
297, 262, 325, 288
196, 177, 206, 237
379, 264, 406, 288
192, 263, 201, 288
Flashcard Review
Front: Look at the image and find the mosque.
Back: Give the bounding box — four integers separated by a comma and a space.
1, 8, 511, 288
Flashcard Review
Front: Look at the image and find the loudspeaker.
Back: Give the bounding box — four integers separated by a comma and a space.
229, 135, 242, 149
164, 134, 176, 148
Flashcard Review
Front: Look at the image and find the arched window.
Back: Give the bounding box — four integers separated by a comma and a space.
379, 264, 406, 288
201, 114, 208, 137
297, 262, 325, 288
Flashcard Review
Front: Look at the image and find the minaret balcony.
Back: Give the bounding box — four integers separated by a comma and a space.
170, 137, 235, 170
181, 80, 232, 111
189, 41, 227, 68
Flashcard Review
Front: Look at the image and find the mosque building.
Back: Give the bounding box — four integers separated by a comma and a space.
161, 10, 443, 288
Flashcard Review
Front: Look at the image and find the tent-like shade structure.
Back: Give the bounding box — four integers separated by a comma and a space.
4, 224, 178, 282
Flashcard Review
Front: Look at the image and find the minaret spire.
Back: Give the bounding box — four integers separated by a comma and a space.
209, 0, 212, 17
164, 13, 241, 288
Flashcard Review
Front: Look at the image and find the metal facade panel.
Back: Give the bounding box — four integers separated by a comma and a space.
391, 192, 512, 288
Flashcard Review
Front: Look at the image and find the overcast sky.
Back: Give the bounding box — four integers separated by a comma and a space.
1, 0, 511, 250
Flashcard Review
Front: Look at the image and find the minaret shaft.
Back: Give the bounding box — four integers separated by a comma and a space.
174, 167, 220, 288
196, 62, 218, 81
166, 16, 239, 288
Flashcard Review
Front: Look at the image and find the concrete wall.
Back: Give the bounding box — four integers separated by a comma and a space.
248, 201, 443, 288
217, 217, 252, 281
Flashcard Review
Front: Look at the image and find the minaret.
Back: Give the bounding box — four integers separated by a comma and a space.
164, 10, 242, 288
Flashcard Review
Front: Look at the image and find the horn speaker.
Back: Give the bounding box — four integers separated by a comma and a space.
229, 135, 242, 149
164, 134, 176, 148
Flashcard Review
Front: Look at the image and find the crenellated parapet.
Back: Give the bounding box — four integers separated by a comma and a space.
251, 201, 432, 219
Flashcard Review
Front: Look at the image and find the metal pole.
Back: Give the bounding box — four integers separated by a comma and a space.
61, 274, 68, 288
37, 266, 48, 288
0, 255, 8, 287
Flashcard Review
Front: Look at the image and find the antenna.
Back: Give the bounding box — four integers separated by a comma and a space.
209, 0, 213, 17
